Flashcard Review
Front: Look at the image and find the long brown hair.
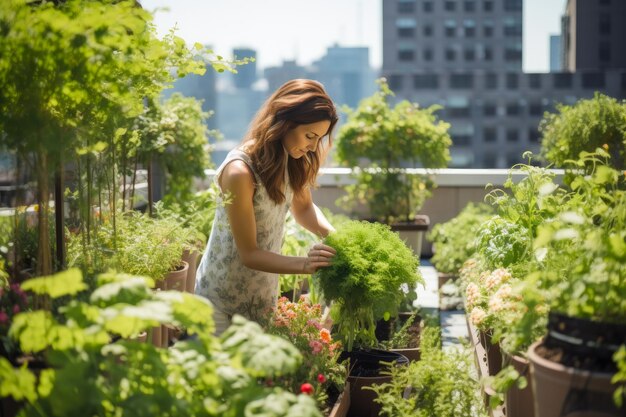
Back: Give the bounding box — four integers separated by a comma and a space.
244, 79, 338, 204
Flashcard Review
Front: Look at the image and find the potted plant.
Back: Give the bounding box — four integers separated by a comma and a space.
314, 220, 422, 417
0, 268, 324, 417
523, 150, 626, 416
369, 325, 488, 417
266, 296, 349, 416
334, 78, 451, 256
428, 202, 493, 288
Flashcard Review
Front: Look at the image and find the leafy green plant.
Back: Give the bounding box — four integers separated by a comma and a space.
314, 221, 423, 351
370, 325, 488, 417
378, 311, 421, 350
0, 268, 323, 417
428, 203, 493, 275
335, 78, 451, 224
540, 93, 626, 170
279, 214, 318, 299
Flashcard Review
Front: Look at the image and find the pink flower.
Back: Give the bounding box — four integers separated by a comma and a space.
300, 383, 314, 395
0, 311, 8, 324
12, 305, 20, 314
317, 373, 326, 383
309, 340, 323, 355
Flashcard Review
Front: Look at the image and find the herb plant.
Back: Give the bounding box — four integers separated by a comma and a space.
335, 78, 451, 224
314, 221, 423, 351
428, 203, 493, 275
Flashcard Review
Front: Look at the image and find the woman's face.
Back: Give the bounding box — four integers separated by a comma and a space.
281, 120, 331, 159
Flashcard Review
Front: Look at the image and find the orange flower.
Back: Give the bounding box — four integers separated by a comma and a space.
319, 328, 331, 344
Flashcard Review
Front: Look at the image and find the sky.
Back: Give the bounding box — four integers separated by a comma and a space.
142, 0, 566, 73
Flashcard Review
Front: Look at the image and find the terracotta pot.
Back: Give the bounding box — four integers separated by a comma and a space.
528, 340, 622, 417
339, 349, 409, 417
503, 352, 535, 417
182, 249, 200, 293
165, 261, 189, 292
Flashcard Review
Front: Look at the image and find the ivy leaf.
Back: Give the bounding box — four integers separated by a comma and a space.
21, 268, 87, 299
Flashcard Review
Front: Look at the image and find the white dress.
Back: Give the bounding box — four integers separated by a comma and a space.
195, 148, 292, 326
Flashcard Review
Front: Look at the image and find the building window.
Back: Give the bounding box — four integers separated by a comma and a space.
507, 153, 520, 167
599, 42, 611, 62
506, 129, 519, 142
453, 134, 472, 146
553, 73, 573, 88
464, 20, 476, 37
423, 25, 433, 36
582, 72, 605, 89
506, 102, 520, 116
506, 73, 519, 89
484, 127, 497, 142
445, 48, 456, 61
483, 0, 493, 11
398, 49, 415, 61
398, 0, 416, 13
528, 73, 541, 89
388, 75, 403, 91
423, 1, 434, 12
445, 20, 456, 37
504, 0, 522, 12
464, 1, 475, 12
483, 102, 497, 116
445, 1, 456, 12
483, 21, 494, 37
413, 74, 439, 89
528, 128, 540, 143
485, 72, 498, 89
504, 17, 522, 37
398, 27, 415, 37
450, 73, 474, 89
448, 96, 471, 117
599, 14, 611, 35
464, 48, 475, 61
484, 47, 493, 61
529, 102, 543, 116
505, 44, 522, 61
423, 49, 434, 61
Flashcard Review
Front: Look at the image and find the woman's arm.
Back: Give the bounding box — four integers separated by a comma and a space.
290, 187, 336, 238
220, 161, 333, 274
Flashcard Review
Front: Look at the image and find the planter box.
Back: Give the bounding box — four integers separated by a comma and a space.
328, 382, 350, 417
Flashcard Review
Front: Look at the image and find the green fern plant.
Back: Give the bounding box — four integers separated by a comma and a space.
314, 220, 423, 351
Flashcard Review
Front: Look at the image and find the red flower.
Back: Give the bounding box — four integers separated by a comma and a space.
317, 373, 326, 383
300, 382, 314, 395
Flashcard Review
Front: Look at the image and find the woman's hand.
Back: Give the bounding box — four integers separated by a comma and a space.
303, 243, 336, 274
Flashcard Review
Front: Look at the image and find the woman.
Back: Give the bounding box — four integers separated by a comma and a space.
196, 79, 339, 335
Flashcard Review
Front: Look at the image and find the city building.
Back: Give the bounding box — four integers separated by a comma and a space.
382, 0, 626, 168
561, 0, 626, 71
313, 45, 377, 108
232, 48, 257, 89
550, 35, 561, 72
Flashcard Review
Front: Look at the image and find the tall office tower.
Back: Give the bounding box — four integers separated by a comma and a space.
550, 35, 562, 72
382, 0, 626, 168
232, 48, 257, 89
561, 0, 626, 71
313, 45, 376, 108
383, 0, 523, 73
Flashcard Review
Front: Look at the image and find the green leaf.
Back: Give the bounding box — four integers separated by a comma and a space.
0, 357, 38, 403
21, 268, 86, 299
10, 311, 56, 353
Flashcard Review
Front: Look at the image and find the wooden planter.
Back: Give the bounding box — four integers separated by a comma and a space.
327, 382, 351, 417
